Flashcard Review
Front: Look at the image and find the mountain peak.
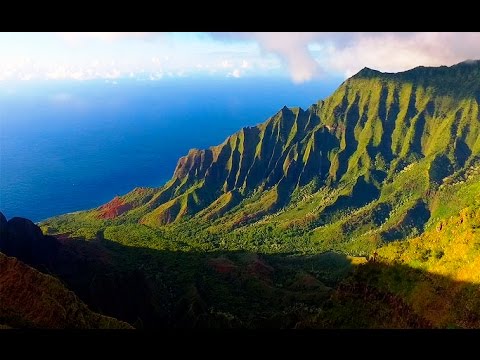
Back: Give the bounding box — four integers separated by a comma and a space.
353, 67, 381, 78
346, 59, 480, 100
457, 59, 480, 66
351, 59, 480, 82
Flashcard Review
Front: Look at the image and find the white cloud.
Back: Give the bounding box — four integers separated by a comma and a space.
148, 70, 164, 80
253, 32, 321, 83
3, 32, 479, 83
323, 32, 480, 77
19, 73, 34, 81
221, 60, 234, 68
104, 68, 122, 79
227, 69, 241, 78
209, 32, 480, 82
45, 67, 66, 80
57, 32, 161, 43
45, 66, 92, 80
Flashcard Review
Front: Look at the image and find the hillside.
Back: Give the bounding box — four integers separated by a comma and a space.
0, 253, 133, 329
3, 203, 480, 328
11, 60, 477, 328
44, 60, 480, 256
0, 212, 132, 329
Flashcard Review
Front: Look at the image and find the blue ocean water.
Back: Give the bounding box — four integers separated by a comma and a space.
0, 77, 341, 222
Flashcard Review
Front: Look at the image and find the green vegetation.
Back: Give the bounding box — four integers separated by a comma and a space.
41, 60, 480, 257
34, 60, 480, 328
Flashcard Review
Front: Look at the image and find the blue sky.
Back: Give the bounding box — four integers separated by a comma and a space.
1, 32, 479, 83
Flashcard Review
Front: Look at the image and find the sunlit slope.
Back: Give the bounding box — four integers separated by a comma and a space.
320, 200, 480, 329
44, 60, 480, 254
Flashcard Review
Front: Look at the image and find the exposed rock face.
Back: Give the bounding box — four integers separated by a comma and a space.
97, 196, 133, 219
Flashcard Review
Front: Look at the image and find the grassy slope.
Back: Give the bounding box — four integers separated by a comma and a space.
35, 61, 480, 328
42, 62, 480, 248
330, 204, 480, 328
0, 253, 132, 329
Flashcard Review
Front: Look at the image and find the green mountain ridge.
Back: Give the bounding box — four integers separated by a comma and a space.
4, 60, 479, 329
44, 60, 480, 257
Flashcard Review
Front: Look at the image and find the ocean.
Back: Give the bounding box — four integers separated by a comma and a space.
0, 77, 341, 222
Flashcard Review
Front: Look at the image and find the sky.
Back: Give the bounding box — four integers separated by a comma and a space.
1, 32, 479, 83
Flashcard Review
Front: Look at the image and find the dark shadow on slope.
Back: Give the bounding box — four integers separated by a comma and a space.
410, 111, 427, 156
0, 216, 348, 328
297, 128, 339, 187
317, 176, 380, 225
429, 154, 454, 185
0, 253, 132, 329
453, 138, 472, 169
378, 86, 399, 163
381, 200, 430, 242
334, 95, 360, 180
318, 260, 480, 329
1, 213, 480, 329
0, 214, 59, 271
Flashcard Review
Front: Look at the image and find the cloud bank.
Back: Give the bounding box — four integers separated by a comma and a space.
58, 32, 480, 82
57, 32, 162, 43
2, 32, 479, 82
210, 32, 480, 82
